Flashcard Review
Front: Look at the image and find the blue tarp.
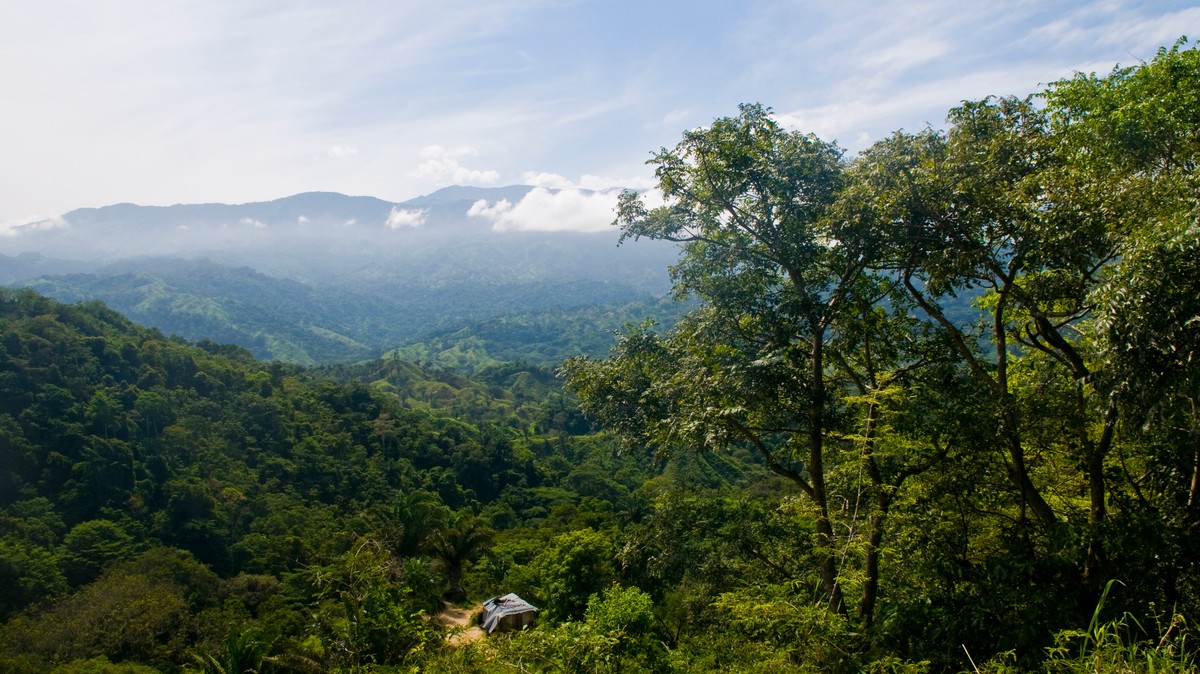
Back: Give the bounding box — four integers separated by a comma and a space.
480, 593, 539, 633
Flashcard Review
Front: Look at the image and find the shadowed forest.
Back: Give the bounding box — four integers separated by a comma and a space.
1, 40, 1198, 673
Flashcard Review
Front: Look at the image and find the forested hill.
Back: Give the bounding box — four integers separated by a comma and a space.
19, 257, 663, 366
0, 288, 768, 673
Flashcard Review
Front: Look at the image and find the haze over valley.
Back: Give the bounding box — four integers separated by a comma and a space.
2, 186, 682, 365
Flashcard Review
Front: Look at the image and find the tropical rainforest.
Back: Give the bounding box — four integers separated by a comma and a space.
1, 40, 1198, 673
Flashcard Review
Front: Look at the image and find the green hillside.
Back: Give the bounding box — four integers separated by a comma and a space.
22, 258, 662, 366
0, 289, 774, 673
384, 296, 695, 372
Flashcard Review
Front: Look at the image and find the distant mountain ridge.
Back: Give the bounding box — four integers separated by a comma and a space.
7, 186, 545, 262
50, 191, 399, 231
17, 185, 531, 227
1, 186, 682, 364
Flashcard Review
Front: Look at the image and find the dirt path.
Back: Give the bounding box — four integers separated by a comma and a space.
435, 603, 485, 646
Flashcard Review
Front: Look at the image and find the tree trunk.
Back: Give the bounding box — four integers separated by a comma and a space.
1002, 424, 1057, 524
443, 564, 466, 603
810, 330, 846, 614
1084, 402, 1117, 582
858, 508, 886, 627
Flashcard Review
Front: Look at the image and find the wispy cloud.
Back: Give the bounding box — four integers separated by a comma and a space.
324, 145, 359, 160
0, 215, 69, 238
521, 171, 654, 192
413, 145, 500, 185
1025, 5, 1200, 56
776, 61, 1070, 150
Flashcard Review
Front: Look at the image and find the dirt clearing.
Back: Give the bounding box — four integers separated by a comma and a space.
435, 603, 484, 646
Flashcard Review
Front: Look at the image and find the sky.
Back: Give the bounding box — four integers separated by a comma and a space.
1, 0, 1196, 234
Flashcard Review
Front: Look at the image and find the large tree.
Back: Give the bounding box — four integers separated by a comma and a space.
564, 104, 942, 617
844, 40, 1200, 605
1052, 40, 1200, 603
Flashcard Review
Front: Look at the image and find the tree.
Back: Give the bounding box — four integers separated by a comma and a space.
849, 98, 1075, 527
429, 511, 493, 602
846, 93, 1156, 597
390, 489, 448, 559
61, 519, 138, 585
828, 44, 1200, 650
310, 539, 436, 668
512, 528, 617, 623
1050, 40, 1200, 606
566, 103, 893, 614
0, 538, 68, 620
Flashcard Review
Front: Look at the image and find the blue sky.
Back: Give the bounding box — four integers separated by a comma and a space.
1, 0, 1195, 233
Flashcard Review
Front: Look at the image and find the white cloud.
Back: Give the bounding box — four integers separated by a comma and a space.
324, 145, 359, 159
297, 215, 309, 224
414, 145, 500, 185
240, 217, 266, 228
0, 215, 68, 237
467, 187, 619, 233
421, 144, 477, 159
521, 171, 575, 189
467, 197, 511, 219
0, 1, 1190, 225
386, 207, 427, 229
521, 171, 655, 192
775, 61, 1077, 151
578, 173, 655, 191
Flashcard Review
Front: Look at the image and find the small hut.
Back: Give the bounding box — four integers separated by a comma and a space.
480, 593, 538, 634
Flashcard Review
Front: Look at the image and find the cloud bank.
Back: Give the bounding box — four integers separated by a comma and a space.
386, 207, 428, 229
467, 187, 619, 233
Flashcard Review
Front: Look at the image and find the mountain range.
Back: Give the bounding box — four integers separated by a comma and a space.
1, 186, 682, 365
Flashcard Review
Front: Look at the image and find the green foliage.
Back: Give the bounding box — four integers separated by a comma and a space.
435, 586, 665, 674
582, 584, 666, 670
50, 657, 164, 673
977, 583, 1196, 673
388, 297, 692, 373
186, 626, 269, 674
1041, 611, 1194, 674
567, 37, 1200, 673
507, 528, 617, 624
0, 538, 68, 621
0, 547, 219, 669
61, 519, 138, 586
430, 511, 494, 601
308, 539, 437, 668
712, 586, 859, 673
0, 287, 666, 670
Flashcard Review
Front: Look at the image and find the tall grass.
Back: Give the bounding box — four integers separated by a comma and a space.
979, 581, 1194, 673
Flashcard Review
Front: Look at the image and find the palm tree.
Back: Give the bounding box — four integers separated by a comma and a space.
392, 490, 447, 558
430, 512, 493, 602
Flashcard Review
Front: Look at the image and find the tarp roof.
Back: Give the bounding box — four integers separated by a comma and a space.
480, 593, 539, 633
